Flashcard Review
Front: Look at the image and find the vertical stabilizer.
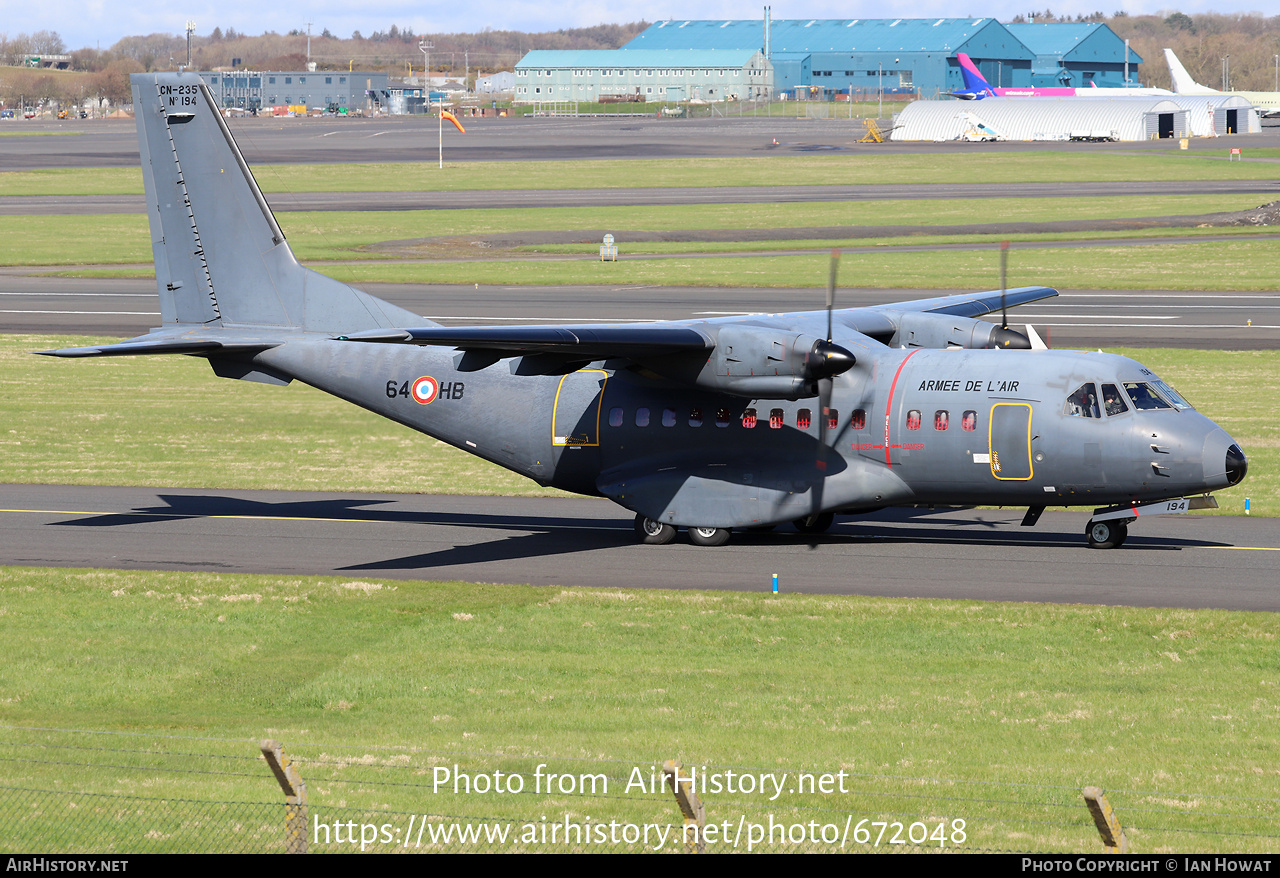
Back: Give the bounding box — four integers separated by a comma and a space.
952, 53, 996, 99
1163, 49, 1219, 95
132, 72, 425, 334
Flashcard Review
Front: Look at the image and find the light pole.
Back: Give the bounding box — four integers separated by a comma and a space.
878, 62, 882, 118
419, 40, 433, 91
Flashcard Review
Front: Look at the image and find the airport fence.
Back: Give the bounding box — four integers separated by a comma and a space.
2, 725, 1278, 854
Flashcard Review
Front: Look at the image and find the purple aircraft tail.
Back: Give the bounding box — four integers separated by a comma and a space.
952, 52, 996, 99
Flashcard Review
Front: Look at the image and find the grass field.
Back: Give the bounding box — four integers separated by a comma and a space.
0, 194, 1267, 266
2, 567, 1279, 852
5, 148, 1280, 197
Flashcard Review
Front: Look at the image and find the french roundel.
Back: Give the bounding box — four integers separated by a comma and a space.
411, 376, 439, 405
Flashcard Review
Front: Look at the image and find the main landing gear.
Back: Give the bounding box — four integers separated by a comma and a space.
634, 515, 676, 545
633, 515, 730, 547
634, 514, 837, 546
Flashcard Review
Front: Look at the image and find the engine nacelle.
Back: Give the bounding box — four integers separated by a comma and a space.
643, 325, 855, 400
888, 311, 1031, 350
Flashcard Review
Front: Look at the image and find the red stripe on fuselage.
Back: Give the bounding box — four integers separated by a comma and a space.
883, 350, 919, 466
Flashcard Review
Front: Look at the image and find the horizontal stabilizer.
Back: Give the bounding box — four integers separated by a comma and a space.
340, 325, 714, 358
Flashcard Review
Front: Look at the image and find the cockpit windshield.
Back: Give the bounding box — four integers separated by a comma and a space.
1150, 377, 1194, 410
1123, 382, 1173, 411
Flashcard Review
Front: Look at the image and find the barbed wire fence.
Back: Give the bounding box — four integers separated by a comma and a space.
2, 725, 1278, 853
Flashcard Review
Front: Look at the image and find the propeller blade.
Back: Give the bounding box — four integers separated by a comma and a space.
826, 249, 840, 342
816, 378, 832, 471
999, 240, 1010, 330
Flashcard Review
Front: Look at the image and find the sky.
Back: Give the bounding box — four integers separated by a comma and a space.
8, 1, 1251, 54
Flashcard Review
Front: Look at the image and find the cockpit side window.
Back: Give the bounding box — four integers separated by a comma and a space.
1101, 384, 1128, 417
1064, 383, 1100, 418
1123, 382, 1173, 411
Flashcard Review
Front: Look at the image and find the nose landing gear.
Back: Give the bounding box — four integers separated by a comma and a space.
1086, 519, 1129, 549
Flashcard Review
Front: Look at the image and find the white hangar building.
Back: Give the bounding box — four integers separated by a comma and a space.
892, 97, 1199, 142
1168, 95, 1260, 137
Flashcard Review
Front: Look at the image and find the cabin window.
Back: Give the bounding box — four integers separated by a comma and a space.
608, 407, 623, 427
906, 410, 922, 431
797, 409, 812, 429
716, 408, 731, 427
635, 407, 650, 427
827, 409, 839, 430
1101, 384, 1128, 417
742, 408, 758, 428
770, 409, 784, 429
689, 407, 703, 427
851, 409, 866, 430
961, 410, 977, 431
662, 408, 677, 427
934, 410, 949, 431
1065, 383, 1100, 418
1123, 382, 1173, 411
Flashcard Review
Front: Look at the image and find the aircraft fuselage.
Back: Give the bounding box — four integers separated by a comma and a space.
258, 341, 1242, 531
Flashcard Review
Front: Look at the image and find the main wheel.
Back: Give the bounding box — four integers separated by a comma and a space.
634, 515, 676, 545
793, 512, 835, 534
688, 526, 731, 547
1085, 520, 1127, 549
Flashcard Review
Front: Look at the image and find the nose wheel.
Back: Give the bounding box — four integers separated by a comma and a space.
1085, 519, 1128, 549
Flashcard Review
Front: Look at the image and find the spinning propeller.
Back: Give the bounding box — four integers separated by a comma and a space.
992, 241, 1049, 350
805, 250, 856, 535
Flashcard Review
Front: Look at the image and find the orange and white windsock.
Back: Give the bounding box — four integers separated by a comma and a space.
440, 109, 466, 133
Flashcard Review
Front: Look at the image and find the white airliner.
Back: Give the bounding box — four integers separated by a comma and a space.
1164, 48, 1280, 117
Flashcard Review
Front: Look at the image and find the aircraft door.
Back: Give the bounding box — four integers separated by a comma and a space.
553, 369, 607, 447
988, 402, 1034, 480
550, 369, 608, 495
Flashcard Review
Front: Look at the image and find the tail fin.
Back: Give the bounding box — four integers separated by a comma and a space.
1163, 49, 1219, 95
955, 53, 996, 98
131, 72, 422, 333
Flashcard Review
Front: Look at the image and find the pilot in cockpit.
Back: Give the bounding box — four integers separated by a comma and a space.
1064, 383, 1100, 418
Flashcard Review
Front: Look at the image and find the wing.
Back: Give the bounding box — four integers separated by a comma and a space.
871, 285, 1057, 318
339, 324, 714, 359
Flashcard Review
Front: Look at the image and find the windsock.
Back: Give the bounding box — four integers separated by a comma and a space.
441, 109, 466, 133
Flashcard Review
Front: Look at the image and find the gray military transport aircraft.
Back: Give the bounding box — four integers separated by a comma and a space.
43, 73, 1248, 548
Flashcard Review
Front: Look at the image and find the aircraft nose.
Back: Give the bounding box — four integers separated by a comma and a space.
1201, 428, 1247, 490
1225, 443, 1248, 487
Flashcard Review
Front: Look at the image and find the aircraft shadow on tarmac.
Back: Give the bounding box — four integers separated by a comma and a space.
45, 495, 1231, 571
